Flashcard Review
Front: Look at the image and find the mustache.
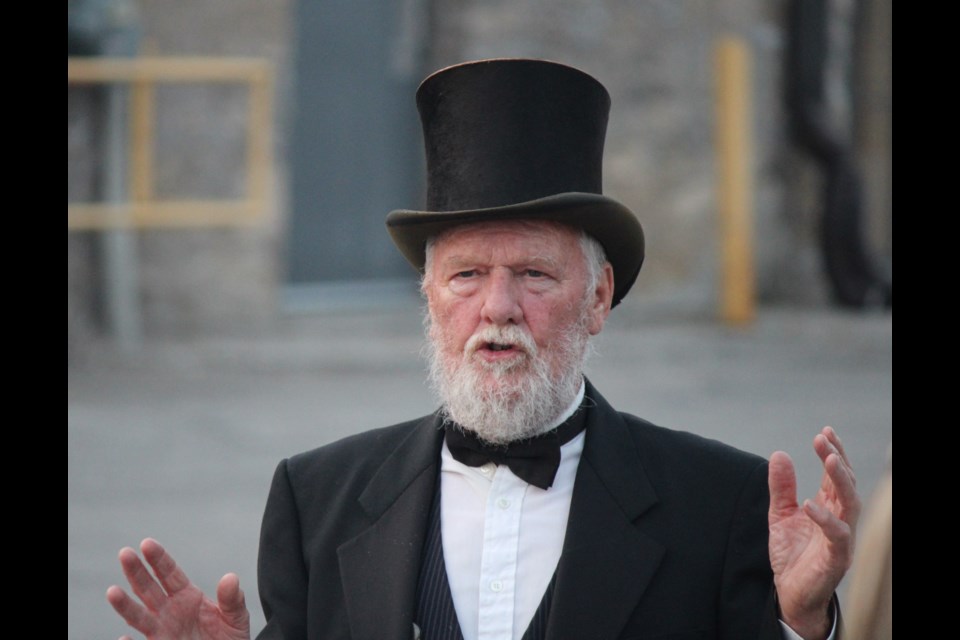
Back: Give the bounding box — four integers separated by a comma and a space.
463, 324, 538, 356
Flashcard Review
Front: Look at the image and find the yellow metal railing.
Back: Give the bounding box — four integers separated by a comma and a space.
67, 56, 274, 229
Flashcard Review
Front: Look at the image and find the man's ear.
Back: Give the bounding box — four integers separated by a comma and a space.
587, 262, 615, 335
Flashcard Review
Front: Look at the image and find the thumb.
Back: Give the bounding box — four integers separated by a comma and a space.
767, 451, 799, 518
216, 573, 251, 631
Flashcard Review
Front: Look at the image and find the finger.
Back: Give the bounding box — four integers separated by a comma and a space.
767, 451, 799, 517
802, 499, 855, 565
813, 433, 856, 492
802, 499, 849, 539
817, 427, 855, 478
822, 426, 849, 462
118, 546, 169, 612
140, 538, 192, 595
823, 452, 862, 523
106, 584, 159, 636
217, 573, 251, 630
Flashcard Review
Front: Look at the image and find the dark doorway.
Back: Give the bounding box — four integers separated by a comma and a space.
285, 0, 426, 310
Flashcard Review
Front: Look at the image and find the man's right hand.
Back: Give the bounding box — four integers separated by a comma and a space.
106, 538, 251, 640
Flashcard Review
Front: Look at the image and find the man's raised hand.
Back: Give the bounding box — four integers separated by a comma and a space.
106, 538, 251, 640
768, 426, 861, 640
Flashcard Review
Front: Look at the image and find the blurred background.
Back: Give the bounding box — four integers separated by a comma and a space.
68, 0, 891, 638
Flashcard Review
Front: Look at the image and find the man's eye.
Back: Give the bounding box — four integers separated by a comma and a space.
455, 270, 476, 278
526, 269, 545, 278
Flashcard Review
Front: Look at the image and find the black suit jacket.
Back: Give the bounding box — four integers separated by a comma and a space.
256, 380, 786, 640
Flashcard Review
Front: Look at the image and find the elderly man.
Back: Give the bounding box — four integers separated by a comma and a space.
107, 59, 859, 640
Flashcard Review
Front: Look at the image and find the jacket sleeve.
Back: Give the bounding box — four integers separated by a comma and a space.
256, 459, 309, 640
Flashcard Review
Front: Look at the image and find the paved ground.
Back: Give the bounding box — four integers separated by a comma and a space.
68, 298, 892, 639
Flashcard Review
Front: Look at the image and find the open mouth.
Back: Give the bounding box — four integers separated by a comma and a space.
476, 341, 528, 365
464, 327, 536, 360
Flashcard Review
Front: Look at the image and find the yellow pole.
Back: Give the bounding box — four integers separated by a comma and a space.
714, 36, 756, 326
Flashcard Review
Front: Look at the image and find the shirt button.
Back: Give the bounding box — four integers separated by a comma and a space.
480, 463, 496, 475
497, 497, 511, 509
490, 580, 503, 592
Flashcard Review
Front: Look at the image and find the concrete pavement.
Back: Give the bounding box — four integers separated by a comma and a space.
68, 298, 892, 639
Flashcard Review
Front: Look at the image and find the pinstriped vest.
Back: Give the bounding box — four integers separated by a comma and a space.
414, 478, 556, 640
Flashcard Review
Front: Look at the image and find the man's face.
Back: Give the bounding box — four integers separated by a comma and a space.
422, 219, 613, 442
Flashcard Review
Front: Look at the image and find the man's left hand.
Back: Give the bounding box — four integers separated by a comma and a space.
768, 426, 861, 640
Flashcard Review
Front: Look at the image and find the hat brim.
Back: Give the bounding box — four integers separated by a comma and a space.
386, 192, 644, 307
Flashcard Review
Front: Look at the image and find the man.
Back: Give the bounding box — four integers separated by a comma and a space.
107, 58, 860, 640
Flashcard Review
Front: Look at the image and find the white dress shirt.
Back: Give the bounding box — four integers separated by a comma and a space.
438, 379, 836, 640
440, 382, 585, 640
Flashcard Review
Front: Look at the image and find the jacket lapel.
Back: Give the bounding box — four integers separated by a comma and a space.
337, 414, 445, 640
546, 381, 664, 640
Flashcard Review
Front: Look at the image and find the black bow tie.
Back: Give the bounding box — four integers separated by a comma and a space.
443, 406, 587, 489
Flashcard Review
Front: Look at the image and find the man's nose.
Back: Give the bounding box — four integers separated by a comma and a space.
481, 269, 523, 325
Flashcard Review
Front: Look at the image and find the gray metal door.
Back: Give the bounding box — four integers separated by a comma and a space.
285, 0, 425, 306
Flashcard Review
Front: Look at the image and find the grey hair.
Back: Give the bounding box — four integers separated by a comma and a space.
579, 231, 607, 294
420, 228, 608, 296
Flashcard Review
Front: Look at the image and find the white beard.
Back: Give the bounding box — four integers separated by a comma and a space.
424, 310, 593, 445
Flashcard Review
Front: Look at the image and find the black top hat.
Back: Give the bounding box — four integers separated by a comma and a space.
386, 58, 644, 307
